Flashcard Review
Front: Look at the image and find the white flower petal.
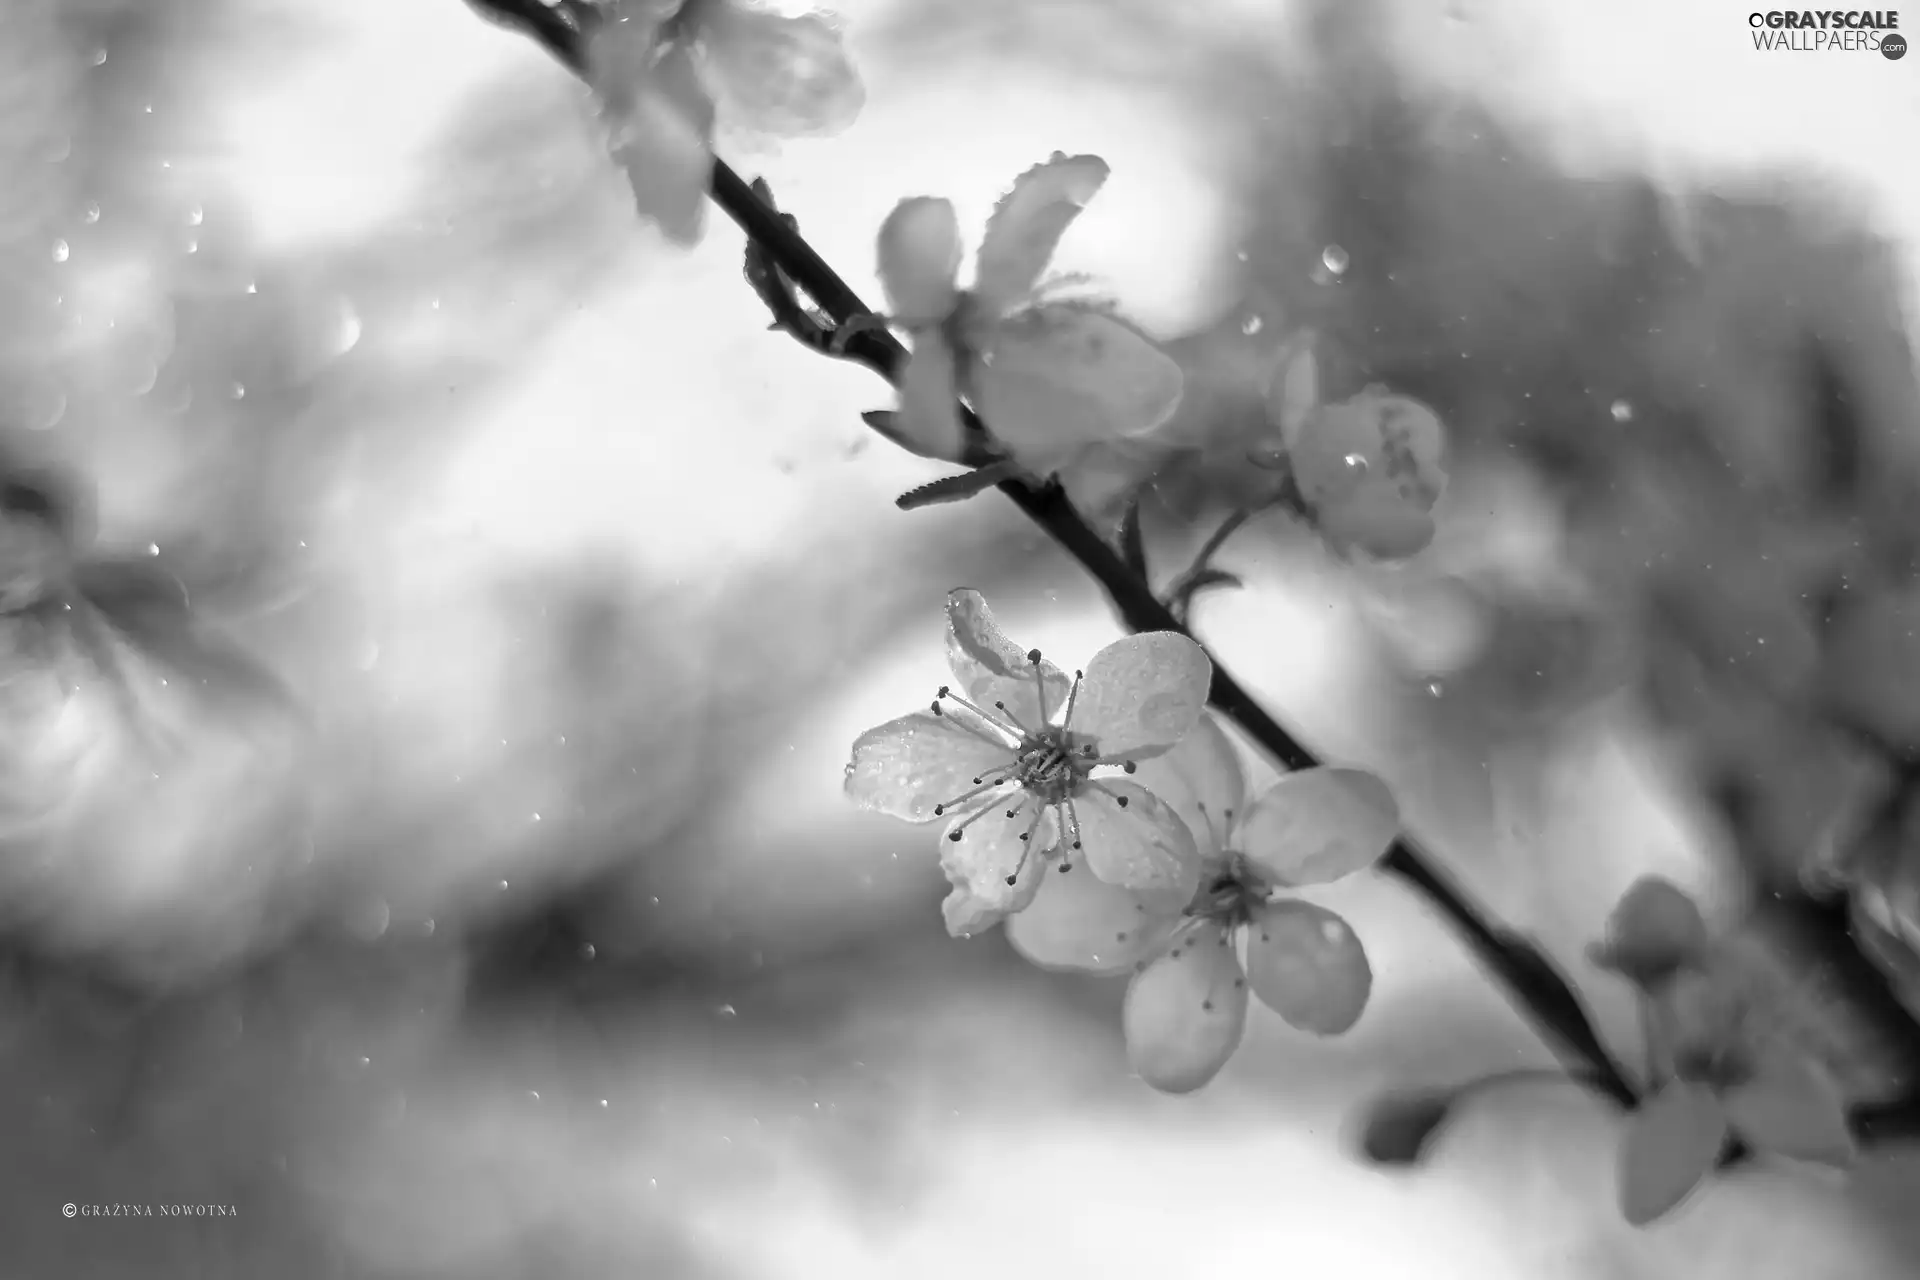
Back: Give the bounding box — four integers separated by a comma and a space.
1123, 920, 1248, 1093
1618, 1080, 1726, 1226
972, 153, 1110, 315
1244, 900, 1373, 1035
944, 589, 1072, 727
843, 711, 1012, 822
1264, 332, 1320, 450
696, 4, 864, 138
1074, 779, 1199, 903
877, 197, 961, 323
1070, 632, 1211, 761
1006, 860, 1182, 975
892, 338, 967, 462
1722, 1050, 1856, 1167
1235, 768, 1399, 887
598, 40, 715, 247
974, 307, 1184, 457
936, 796, 1057, 937
1126, 711, 1246, 858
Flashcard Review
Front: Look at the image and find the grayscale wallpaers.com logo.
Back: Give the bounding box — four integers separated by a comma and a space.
1748, 10, 1907, 56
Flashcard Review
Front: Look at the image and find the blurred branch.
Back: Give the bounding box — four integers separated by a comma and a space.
459, 0, 1920, 1146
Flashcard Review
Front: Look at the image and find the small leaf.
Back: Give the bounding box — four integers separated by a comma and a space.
896, 463, 1021, 510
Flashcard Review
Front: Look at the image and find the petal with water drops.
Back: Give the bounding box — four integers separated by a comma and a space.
844, 711, 1013, 822
1244, 899, 1373, 1035
1236, 768, 1399, 887
1123, 920, 1248, 1093
1006, 859, 1184, 976
944, 589, 1071, 726
1127, 711, 1246, 859
1074, 779, 1200, 904
972, 153, 1110, 315
936, 796, 1058, 936
1070, 632, 1211, 762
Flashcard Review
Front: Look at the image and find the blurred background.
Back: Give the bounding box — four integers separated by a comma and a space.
2, 0, 1920, 1275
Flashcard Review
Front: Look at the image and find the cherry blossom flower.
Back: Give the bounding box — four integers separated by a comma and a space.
586, 0, 863, 245
871, 153, 1185, 472
1007, 712, 1400, 1093
1591, 877, 1856, 1226
845, 589, 1212, 936
1263, 335, 1449, 560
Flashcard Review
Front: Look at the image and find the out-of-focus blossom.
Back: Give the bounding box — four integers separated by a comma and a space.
1262, 336, 1449, 560
1008, 713, 1399, 1093
1591, 877, 1855, 1226
844, 589, 1211, 936
872, 153, 1185, 474
586, 0, 864, 245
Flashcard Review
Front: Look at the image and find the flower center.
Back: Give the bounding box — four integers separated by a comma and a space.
1186, 851, 1271, 926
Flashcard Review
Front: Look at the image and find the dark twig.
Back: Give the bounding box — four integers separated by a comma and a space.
462, 0, 1920, 1146
464, 0, 1639, 1108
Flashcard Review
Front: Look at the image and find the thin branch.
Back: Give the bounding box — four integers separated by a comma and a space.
458, 0, 1920, 1144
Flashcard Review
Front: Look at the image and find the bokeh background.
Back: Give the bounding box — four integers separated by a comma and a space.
3, 0, 1920, 1275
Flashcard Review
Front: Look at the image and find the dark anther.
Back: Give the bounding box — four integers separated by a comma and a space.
1072, 840, 1082, 850
1005, 808, 1017, 818
1004, 873, 1018, 885
1018, 832, 1029, 842
1115, 795, 1129, 808
938, 685, 950, 697
1123, 761, 1137, 773
934, 804, 946, 816
931, 702, 943, 715
948, 831, 963, 842
994, 700, 1008, 711
1026, 648, 1042, 662
1074, 670, 1083, 679
1202, 1000, 1214, 1012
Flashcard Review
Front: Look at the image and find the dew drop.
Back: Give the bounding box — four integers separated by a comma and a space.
1342, 452, 1370, 473
50, 239, 68, 264
498, 879, 510, 891
1609, 399, 1634, 423
184, 238, 198, 255
579, 942, 596, 961
1321, 244, 1350, 277
1426, 680, 1445, 697
82, 201, 99, 224
229, 381, 246, 400
146, 542, 160, 557
715, 1003, 738, 1019
91, 47, 108, 66
1241, 313, 1264, 336
187, 204, 204, 227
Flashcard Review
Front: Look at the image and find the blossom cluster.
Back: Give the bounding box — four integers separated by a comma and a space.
846, 590, 1402, 1092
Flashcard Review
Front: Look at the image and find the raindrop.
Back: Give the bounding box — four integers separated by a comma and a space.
422, 918, 436, 936
27, 387, 65, 432
1426, 680, 1445, 697
91, 47, 108, 66
229, 381, 246, 400
187, 204, 203, 227
1609, 399, 1634, 423
184, 238, 198, 255
598, 1099, 609, 1109
146, 543, 160, 557
82, 201, 99, 224
527, 1090, 541, 1103
50, 239, 68, 264
1320, 244, 1350, 277
579, 942, 596, 961
1241, 314, 1264, 336
1342, 452, 1370, 473
348, 897, 390, 942
1234, 248, 1250, 263
715, 1003, 738, 1019
245, 281, 257, 294
498, 879, 510, 891
530, 812, 542, 823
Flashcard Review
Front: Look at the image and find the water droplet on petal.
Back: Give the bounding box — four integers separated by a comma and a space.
229, 381, 246, 400
91, 47, 108, 66
580, 942, 596, 960
82, 201, 99, 224
1610, 399, 1634, 422
1241, 313, 1264, 336
187, 204, 203, 227
1321, 244, 1350, 277
1426, 680, 1445, 697
183, 237, 198, 255
245, 281, 257, 294
147, 543, 160, 557
50, 239, 68, 264
1342, 452, 1370, 473
498, 879, 510, 891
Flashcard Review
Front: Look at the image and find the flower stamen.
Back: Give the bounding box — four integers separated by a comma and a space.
932, 770, 1017, 816
1028, 648, 1051, 723
934, 684, 1023, 742
946, 801, 1001, 843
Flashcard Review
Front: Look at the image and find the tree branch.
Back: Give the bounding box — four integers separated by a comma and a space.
457, 0, 1920, 1145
